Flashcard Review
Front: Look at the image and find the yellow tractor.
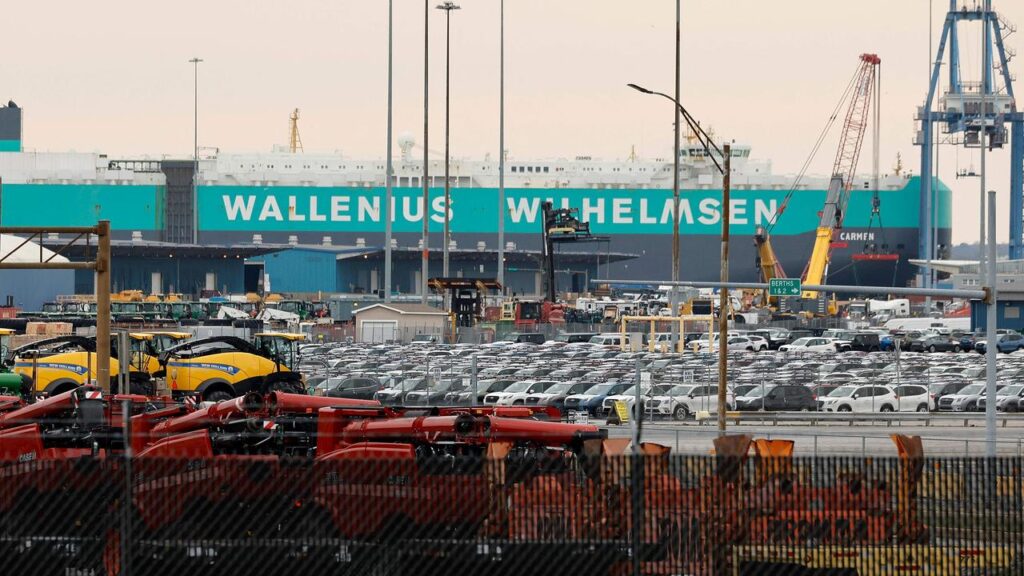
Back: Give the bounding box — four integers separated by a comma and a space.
129, 331, 193, 375
160, 332, 306, 402
9, 335, 153, 396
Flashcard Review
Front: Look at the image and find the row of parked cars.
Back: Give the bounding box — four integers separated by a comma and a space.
293, 335, 1024, 419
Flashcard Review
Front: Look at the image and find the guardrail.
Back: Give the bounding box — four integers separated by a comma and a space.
691, 410, 1024, 427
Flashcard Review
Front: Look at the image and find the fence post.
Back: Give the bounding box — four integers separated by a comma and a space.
470, 355, 478, 407
121, 397, 133, 576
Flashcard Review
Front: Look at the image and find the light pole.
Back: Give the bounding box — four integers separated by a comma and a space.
497, 0, 506, 291
385, 0, 394, 302
437, 1, 460, 279
671, 0, 681, 352
189, 57, 203, 245
421, 0, 430, 304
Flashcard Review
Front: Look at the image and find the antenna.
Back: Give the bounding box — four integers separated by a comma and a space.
288, 108, 304, 153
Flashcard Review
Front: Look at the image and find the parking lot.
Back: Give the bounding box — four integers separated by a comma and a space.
297, 338, 1024, 429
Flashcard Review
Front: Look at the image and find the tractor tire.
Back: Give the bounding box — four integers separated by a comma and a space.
264, 371, 306, 395
205, 389, 233, 403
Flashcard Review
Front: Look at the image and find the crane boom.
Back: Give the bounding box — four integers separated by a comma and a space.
802, 53, 880, 299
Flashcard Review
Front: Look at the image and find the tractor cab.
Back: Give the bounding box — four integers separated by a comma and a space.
130, 332, 193, 374
253, 333, 306, 370
0, 328, 14, 368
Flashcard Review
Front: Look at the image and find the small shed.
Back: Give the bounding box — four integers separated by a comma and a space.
352, 303, 448, 343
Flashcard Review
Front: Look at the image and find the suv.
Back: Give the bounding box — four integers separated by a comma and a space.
733, 384, 816, 411
849, 332, 881, 352
502, 332, 546, 345
819, 385, 897, 413
975, 332, 1024, 354
750, 329, 790, 350
892, 384, 932, 412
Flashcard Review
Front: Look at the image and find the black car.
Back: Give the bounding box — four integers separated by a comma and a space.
927, 381, 970, 405
734, 384, 816, 411
907, 335, 960, 353
785, 330, 814, 344
750, 329, 790, 350
849, 332, 881, 352
317, 375, 382, 400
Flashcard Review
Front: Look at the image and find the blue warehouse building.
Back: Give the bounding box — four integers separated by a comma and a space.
45, 236, 636, 299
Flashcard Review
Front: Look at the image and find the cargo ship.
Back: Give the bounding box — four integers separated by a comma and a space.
0, 102, 951, 291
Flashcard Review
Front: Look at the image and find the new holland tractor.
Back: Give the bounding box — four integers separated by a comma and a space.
159, 332, 306, 402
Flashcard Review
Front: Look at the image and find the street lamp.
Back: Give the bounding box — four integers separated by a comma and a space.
384, 0, 394, 302
437, 1, 460, 279
189, 57, 203, 245
497, 0, 506, 291
421, 0, 430, 304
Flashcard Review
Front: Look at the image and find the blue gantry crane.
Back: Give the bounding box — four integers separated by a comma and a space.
917, 0, 1022, 276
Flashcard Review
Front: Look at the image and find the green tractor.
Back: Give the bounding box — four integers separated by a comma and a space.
0, 329, 31, 397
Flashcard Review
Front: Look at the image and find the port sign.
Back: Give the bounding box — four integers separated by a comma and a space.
768, 278, 801, 297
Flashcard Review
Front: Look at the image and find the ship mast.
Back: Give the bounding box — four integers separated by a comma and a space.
289, 108, 304, 153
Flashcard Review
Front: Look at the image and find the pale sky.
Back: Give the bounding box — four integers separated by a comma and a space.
4, 0, 1022, 244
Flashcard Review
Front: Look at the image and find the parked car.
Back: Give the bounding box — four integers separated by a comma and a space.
563, 382, 630, 415
938, 383, 1003, 412
975, 332, 1024, 354
552, 332, 599, 344
316, 375, 382, 400
849, 332, 882, 352
601, 383, 673, 415
645, 384, 719, 420
818, 385, 897, 413
979, 384, 1024, 412
484, 380, 555, 405
525, 381, 593, 410
733, 384, 816, 411
778, 337, 839, 353
749, 328, 790, 350
907, 335, 961, 353
892, 384, 933, 412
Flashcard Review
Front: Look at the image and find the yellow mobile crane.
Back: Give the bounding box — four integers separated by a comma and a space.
756, 53, 881, 311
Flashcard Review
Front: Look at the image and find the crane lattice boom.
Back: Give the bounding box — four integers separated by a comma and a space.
802, 53, 880, 299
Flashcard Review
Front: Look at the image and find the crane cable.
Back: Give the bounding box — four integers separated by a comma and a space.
865, 62, 892, 253
765, 64, 863, 236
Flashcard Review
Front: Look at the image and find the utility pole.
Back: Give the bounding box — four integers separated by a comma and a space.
438, 2, 460, 278
421, 0, 430, 304
670, 0, 682, 352
189, 57, 202, 245
497, 0, 506, 291
384, 0, 394, 302
717, 144, 731, 434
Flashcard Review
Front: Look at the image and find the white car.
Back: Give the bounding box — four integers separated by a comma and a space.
645, 384, 720, 420
524, 381, 592, 406
483, 380, 555, 406
937, 382, 1002, 412
778, 337, 839, 353
892, 384, 933, 412
601, 383, 671, 415
818, 384, 898, 413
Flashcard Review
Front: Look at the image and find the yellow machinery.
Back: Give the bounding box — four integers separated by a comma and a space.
9, 335, 150, 396
129, 331, 193, 375
618, 314, 713, 353
162, 332, 306, 401
755, 54, 880, 307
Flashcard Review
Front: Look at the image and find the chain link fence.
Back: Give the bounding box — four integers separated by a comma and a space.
2, 452, 1022, 575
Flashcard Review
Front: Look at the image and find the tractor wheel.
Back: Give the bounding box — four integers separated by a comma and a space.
205, 389, 233, 403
